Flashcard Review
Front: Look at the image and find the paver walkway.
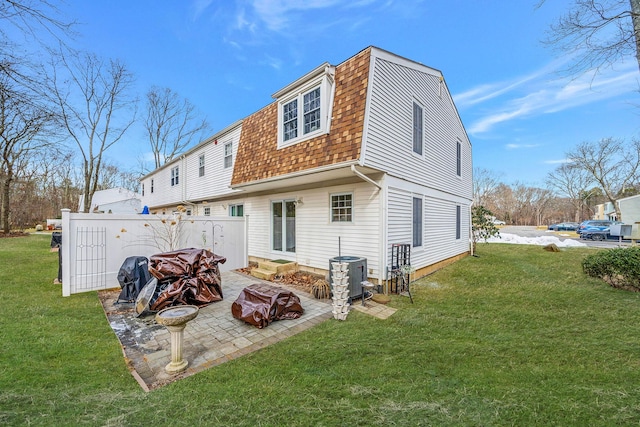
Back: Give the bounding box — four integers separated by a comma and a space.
100, 271, 396, 390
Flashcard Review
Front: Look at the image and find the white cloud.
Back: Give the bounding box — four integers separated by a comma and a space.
263, 54, 283, 70
506, 143, 540, 150
453, 60, 563, 109
251, 0, 345, 31
190, 0, 214, 21
457, 61, 639, 136
543, 158, 573, 165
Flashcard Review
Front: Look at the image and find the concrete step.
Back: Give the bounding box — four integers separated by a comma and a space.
257, 260, 298, 275
250, 268, 276, 281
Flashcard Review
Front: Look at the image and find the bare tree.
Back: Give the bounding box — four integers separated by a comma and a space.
0, 67, 55, 233
1, 0, 74, 86
473, 167, 503, 207
0, 0, 72, 42
97, 162, 140, 193
30, 148, 81, 217
50, 51, 137, 212
546, 162, 595, 221
566, 137, 640, 220
144, 86, 209, 169
540, 0, 640, 74
487, 183, 516, 224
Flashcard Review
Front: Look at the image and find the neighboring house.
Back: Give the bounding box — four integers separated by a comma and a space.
618, 194, 640, 223
140, 46, 473, 284
593, 202, 617, 220
78, 187, 142, 214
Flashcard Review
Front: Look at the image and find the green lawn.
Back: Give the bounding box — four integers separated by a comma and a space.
2, 234, 640, 426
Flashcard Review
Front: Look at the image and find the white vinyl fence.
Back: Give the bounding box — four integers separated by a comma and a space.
61, 209, 247, 296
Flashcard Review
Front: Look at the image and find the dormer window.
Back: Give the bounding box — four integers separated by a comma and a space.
283, 99, 298, 141
274, 63, 335, 148
303, 87, 321, 133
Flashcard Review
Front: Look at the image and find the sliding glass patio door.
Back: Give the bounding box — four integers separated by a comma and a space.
272, 200, 296, 252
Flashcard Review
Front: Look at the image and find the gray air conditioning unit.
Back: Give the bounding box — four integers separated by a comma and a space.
329, 256, 367, 301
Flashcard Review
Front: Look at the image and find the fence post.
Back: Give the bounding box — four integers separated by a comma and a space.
61, 208, 71, 297
244, 215, 249, 268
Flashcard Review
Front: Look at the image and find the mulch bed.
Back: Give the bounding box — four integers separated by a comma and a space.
236, 264, 325, 296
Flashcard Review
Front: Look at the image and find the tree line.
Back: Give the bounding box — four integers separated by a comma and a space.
475, 137, 640, 225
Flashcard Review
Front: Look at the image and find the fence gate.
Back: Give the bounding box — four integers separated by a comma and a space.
73, 226, 108, 294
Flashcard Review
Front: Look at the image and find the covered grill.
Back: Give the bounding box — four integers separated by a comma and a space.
116, 256, 152, 303
147, 248, 226, 312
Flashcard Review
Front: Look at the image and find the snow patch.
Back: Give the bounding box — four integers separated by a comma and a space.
486, 233, 587, 247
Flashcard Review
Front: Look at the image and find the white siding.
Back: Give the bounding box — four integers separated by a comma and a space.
619, 195, 640, 223
244, 182, 382, 278
387, 187, 413, 250
140, 159, 185, 209
140, 123, 242, 209
386, 181, 470, 276
364, 48, 473, 277
183, 126, 241, 201
363, 52, 472, 201
422, 195, 470, 266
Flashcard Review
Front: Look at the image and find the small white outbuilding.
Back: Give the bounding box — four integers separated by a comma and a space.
77, 188, 142, 214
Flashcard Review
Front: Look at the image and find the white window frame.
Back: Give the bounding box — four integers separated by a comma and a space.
330, 192, 353, 223
413, 101, 424, 156
229, 204, 244, 217
199, 154, 205, 177
151, 179, 154, 193
456, 139, 461, 177
203, 207, 210, 216
413, 196, 423, 247
170, 166, 179, 187
276, 73, 334, 149
224, 143, 233, 169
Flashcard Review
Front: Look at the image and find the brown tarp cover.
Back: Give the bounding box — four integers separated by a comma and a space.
149, 248, 226, 311
231, 283, 304, 329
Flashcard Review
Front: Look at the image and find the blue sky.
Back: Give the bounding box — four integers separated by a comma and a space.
60, 0, 639, 185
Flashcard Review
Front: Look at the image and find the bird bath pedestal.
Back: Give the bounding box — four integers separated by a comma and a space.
155, 305, 199, 374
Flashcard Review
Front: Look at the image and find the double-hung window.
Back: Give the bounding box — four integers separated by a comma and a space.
282, 86, 321, 144
283, 100, 298, 142
275, 64, 335, 148
413, 102, 423, 155
151, 179, 154, 193
199, 154, 205, 177
170, 166, 179, 187
413, 197, 423, 247
224, 143, 233, 168
456, 140, 461, 177
303, 87, 321, 134
331, 193, 353, 222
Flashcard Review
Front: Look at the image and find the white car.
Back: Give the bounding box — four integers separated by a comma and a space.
492, 219, 506, 225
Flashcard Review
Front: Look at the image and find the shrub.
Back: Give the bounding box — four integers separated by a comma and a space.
471, 205, 500, 253
582, 247, 640, 291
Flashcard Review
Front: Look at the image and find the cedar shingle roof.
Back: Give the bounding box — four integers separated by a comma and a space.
231, 47, 371, 186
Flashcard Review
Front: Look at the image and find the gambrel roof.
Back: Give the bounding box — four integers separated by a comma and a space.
231, 47, 371, 186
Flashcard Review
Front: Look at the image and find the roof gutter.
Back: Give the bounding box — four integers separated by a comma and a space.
232, 161, 358, 190
351, 164, 381, 190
